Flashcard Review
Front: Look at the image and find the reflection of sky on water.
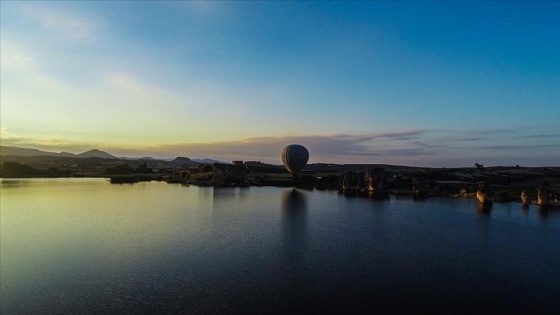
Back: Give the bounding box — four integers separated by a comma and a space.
338, 190, 390, 202
212, 186, 250, 204
2, 180, 559, 314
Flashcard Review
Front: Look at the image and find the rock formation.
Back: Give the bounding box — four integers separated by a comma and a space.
476, 186, 491, 204
537, 188, 549, 206
340, 168, 386, 192
521, 190, 529, 205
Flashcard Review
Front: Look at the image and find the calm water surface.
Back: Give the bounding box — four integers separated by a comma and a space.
1, 178, 559, 314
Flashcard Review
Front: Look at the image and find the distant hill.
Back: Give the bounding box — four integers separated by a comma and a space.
1, 146, 225, 164
192, 158, 227, 164
76, 149, 117, 159
1, 146, 66, 157
0, 146, 117, 159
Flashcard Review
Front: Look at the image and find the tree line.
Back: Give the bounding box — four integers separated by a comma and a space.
0, 162, 72, 177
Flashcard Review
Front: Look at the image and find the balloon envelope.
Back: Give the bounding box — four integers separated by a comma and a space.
281, 144, 309, 176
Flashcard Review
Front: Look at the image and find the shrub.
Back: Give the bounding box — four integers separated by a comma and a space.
105, 164, 134, 174
1, 162, 42, 176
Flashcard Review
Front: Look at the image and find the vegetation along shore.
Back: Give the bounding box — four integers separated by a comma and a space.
1, 147, 559, 207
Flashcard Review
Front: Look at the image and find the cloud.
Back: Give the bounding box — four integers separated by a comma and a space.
0, 41, 34, 69
19, 4, 96, 40
0, 127, 11, 137
515, 134, 557, 139
108, 73, 148, 92
479, 144, 560, 150
2, 128, 558, 167
112, 131, 434, 163
0, 129, 32, 145
0, 136, 34, 145
366, 129, 424, 140
457, 137, 482, 142
0, 136, 92, 151
0, 129, 431, 163
0, 128, 95, 153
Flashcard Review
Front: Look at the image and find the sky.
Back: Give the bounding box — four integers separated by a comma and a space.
1, 1, 559, 167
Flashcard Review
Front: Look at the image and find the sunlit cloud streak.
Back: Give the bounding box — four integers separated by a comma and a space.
144, 130, 429, 161
3, 127, 557, 167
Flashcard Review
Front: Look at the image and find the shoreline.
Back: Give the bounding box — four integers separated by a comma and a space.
2, 161, 559, 207
3, 175, 559, 207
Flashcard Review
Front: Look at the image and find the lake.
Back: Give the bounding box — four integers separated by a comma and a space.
1, 178, 559, 314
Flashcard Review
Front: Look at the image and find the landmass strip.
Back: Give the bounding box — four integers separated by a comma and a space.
1, 145, 559, 206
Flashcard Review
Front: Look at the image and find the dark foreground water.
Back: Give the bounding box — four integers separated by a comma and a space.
1, 178, 559, 314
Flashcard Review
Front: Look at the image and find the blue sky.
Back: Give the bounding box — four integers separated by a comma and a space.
1, 1, 559, 166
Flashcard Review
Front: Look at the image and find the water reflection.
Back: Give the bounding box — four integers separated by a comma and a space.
338, 190, 389, 201
473, 202, 493, 259
2, 180, 559, 314
537, 206, 560, 220
281, 189, 307, 251
476, 203, 492, 215
212, 186, 250, 202
1, 179, 26, 188
412, 194, 429, 202
280, 189, 308, 306
521, 204, 530, 216
198, 186, 213, 200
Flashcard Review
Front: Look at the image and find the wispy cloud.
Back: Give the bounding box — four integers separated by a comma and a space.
515, 134, 557, 139
457, 137, 482, 142
0, 128, 95, 152
0, 41, 34, 69
105, 131, 438, 163
2, 128, 558, 167
19, 4, 97, 40
373, 130, 424, 139
0, 128, 34, 146
479, 144, 560, 150
0, 129, 430, 162
108, 73, 149, 92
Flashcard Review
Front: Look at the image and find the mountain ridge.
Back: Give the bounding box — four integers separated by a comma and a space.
77, 149, 117, 159
0, 146, 118, 159
0, 146, 225, 163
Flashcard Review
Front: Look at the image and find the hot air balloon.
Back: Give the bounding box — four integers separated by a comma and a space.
281, 144, 309, 177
